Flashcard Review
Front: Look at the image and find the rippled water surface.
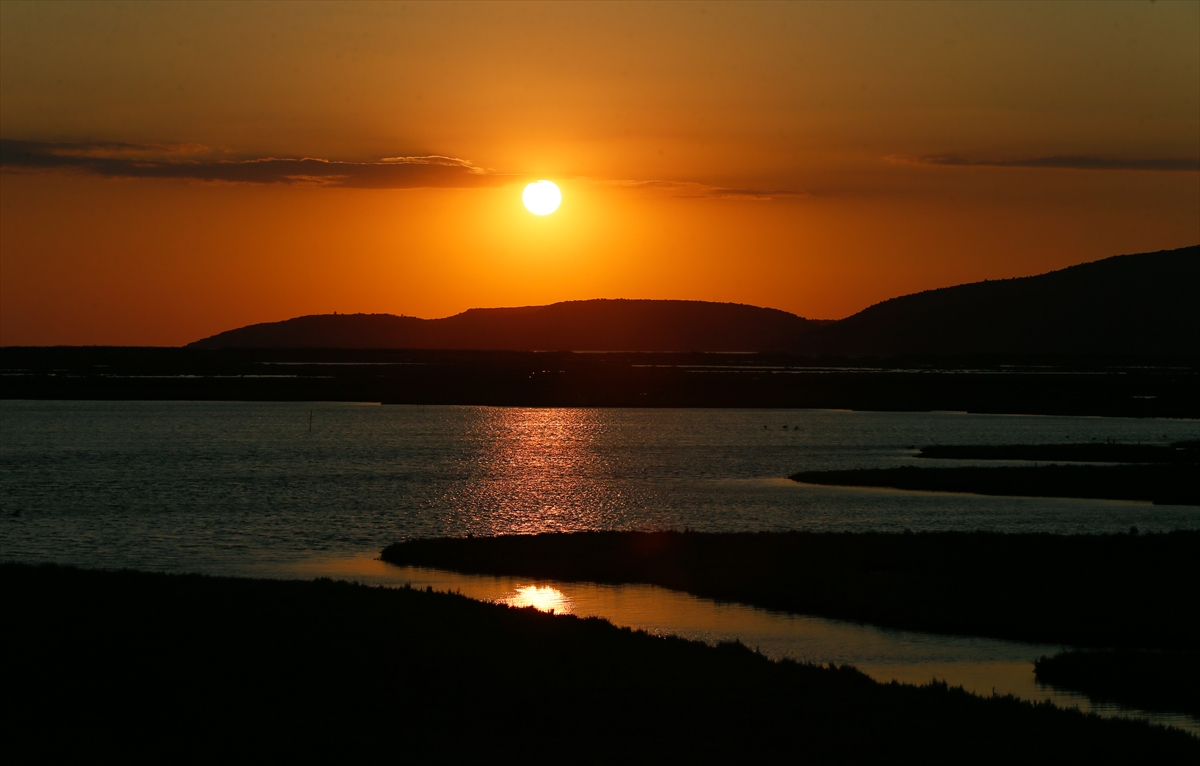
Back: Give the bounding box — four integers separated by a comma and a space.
3, 401, 1198, 573
4, 401, 1199, 734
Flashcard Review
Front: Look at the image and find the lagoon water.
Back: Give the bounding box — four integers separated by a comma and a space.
3, 401, 1199, 733
294, 556, 1200, 736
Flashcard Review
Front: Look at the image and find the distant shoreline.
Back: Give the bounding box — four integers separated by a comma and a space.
4, 348, 1198, 417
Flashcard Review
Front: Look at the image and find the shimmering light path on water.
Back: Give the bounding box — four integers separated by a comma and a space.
3, 402, 1198, 576
287, 555, 1200, 738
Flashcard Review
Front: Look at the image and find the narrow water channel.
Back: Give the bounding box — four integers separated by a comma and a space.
280, 554, 1198, 738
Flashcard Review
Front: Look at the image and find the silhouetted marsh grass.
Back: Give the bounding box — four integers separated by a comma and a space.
4, 562, 1196, 760
382, 530, 1199, 650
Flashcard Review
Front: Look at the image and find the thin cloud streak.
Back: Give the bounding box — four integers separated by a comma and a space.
599, 179, 810, 201
0, 140, 511, 189
1, 139, 813, 200
892, 154, 1200, 172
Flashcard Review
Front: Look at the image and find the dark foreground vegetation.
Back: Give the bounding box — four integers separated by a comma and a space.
384, 531, 1200, 719
790, 464, 1199, 505
3, 346, 1197, 417
918, 442, 1200, 464
4, 563, 1195, 760
382, 531, 1200, 650
1036, 650, 1200, 718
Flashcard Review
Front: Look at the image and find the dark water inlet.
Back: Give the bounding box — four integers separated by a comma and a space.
282, 554, 1199, 738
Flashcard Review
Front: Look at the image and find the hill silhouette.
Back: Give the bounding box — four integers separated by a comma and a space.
814, 245, 1198, 355
188, 299, 821, 352
188, 246, 1198, 354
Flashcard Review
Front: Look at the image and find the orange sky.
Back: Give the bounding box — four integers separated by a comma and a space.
2, 1, 1197, 346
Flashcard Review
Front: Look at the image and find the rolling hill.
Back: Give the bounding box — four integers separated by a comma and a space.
188, 245, 1198, 355
813, 245, 1198, 355
187, 299, 822, 352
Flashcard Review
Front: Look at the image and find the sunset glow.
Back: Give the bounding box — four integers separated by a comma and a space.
0, 2, 1196, 347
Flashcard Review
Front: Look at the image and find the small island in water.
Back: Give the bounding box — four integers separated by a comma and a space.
790, 442, 1200, 506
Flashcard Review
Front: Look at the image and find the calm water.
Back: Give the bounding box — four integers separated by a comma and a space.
290, 556, 1200, 736
3, 401, 1198, 733
3, 401, 1198, 574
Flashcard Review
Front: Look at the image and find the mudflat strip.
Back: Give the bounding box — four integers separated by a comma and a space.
917, 442, 1200, 464
790, 464, 1199, 506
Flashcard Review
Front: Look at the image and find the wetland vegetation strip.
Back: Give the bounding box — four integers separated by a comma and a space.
4, 347, 1198, 418
381, 531, 1200, 650
789, 464, 1199, 505
4, 563, 1196, 760
1035, 650, 1200, 718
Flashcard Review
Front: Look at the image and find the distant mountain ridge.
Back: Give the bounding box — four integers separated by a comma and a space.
188, 300, 821, 352
815, 245, 1199, 355
188, 246, 1199, 355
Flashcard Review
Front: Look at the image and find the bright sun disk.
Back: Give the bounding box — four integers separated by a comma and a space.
522, 180, 562, 215
503, 585, 572, 614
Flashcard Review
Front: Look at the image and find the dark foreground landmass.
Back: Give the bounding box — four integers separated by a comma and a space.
3, 346, 1198, 417
381, 531, 1199, 650
918, 442, 1200, 464
4, 563, 1195, 760
1035, 650, 1200, 718
790, 464, 1199, 505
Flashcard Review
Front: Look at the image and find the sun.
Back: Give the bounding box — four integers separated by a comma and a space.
501, 585, 572, 614
522, 180, 562, 215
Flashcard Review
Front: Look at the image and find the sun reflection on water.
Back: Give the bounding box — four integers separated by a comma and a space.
457, 407, 619, 536
500, 585, 573, 614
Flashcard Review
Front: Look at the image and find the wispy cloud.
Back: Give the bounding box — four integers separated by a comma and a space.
0, 140, 512, 188
1, 139, 816, 199
600, 179, 809, 201
890, 153, 1200, 172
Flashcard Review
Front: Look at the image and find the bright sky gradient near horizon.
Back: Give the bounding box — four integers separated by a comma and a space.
2, 1, 1198, 346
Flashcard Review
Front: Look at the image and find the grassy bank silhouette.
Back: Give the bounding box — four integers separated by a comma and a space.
4, 562, 1196, 760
